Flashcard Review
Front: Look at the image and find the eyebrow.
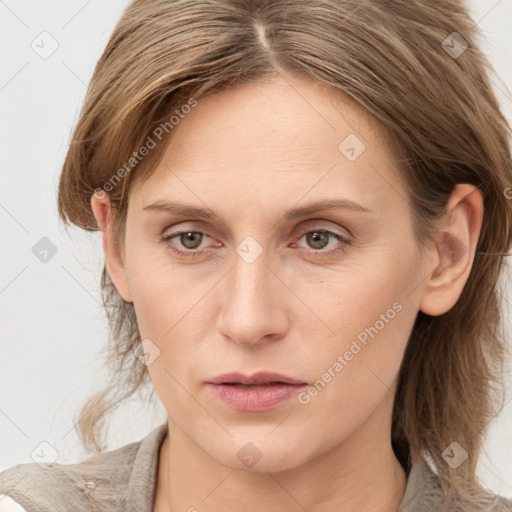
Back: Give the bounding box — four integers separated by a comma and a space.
143, 198, 373, 221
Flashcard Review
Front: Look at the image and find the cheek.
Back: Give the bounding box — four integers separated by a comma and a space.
292, 297, 415, 453
125, 249, 214, 385
302, 245, 417, 334
298, 243, 419, 376
125, 242, 202, 333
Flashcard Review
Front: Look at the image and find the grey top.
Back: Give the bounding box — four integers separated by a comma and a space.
0, 422, 510, 512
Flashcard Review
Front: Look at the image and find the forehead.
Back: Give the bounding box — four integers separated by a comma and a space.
128, 75, 407, 216
165, 75, 385, 159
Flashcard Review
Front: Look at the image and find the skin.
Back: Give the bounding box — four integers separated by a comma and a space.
91, 73, 483, 512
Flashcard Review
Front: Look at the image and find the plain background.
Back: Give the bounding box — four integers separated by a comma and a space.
1, 0, 512, 498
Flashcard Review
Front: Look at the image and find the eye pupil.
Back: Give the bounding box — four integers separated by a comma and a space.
181, 232, 202, 249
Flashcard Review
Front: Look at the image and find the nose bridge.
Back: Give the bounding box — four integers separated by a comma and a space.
232, 242, 269, 306
216, 235, 288, 345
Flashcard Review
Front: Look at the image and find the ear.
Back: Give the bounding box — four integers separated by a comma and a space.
419, 183, 483, 316
90, 191, 133, 303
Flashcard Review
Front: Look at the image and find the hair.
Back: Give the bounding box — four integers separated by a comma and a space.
57, 0, 512, 509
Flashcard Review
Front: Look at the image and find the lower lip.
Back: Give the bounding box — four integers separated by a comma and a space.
206, 383, 307, 412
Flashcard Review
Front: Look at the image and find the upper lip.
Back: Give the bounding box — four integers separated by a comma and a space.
207, 372, 307, 385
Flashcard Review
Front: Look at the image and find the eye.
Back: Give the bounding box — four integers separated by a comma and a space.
171, 231, 205, 250
161, 229, 214, 258
160, 226, 352, 259
293, 228, 351, 258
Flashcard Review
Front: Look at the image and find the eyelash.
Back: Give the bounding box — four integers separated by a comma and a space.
160, 226, 351, 259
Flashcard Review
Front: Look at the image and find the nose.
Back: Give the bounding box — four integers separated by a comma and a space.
215, 248, 290, 347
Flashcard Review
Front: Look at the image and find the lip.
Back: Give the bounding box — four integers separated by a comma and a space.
207, 371, 307, 386
205, 372, 308, 412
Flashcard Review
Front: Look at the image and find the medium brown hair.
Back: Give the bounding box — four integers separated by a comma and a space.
57, 1, 512, 509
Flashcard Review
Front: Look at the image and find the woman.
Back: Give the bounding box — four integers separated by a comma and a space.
1, 0, 511, 510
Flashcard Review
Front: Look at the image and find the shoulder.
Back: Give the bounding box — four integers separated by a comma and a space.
0, 441, 140, 512
0, 495, 27, 512
492, 495, 512, 512
0, 423, 168, 512
398, 453, 512, 512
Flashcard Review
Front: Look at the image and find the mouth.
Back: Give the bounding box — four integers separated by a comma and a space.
205, 372, 308, 412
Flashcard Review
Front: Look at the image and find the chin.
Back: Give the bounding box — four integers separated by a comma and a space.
200, 430, 317, 474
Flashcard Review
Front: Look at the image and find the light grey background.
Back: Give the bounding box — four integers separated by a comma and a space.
1, 0, 511, 497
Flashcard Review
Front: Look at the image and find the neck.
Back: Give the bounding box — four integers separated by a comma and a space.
154, 396, 407, 512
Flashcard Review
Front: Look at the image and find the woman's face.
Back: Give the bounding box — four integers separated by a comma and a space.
103, 75, 432, 472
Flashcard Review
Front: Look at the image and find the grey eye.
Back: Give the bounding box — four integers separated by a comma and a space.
305, 231, 331, 250
178, 232, 203, 249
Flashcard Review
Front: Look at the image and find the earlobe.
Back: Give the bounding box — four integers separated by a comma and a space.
419, 184, 483, 317
90, 193, 133, 303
